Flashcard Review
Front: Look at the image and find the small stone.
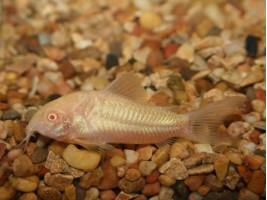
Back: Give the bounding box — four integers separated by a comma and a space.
195, 36, 222, 51
139, 161, 157, 176
44, 173, 74, 191
30, 147, 48, 164
0, 121, 8, 139
124, 149, 139, 166
63, 144, 101, 171
79, 168, 103, 189
85, 187, 99, 200
170, 143, 190, 159
236, 165, 252, 183
99, 162, 119, 190
173, 182, 189, 200
176, 43, 194, 63
59, 60, 76, 80
194, 144, 213, 153
247, 170, 266, 194
0, 183, 16, 200
100, 189, 116, 200
159, 186, 174, 200
239, 188, 259, 200
13, 154, 35, 177
64, 185, 76, 200
205, 174, 223, 191
110, 155, 126, 168
137, 146, 156, 161
182, 153, 206, 169
214, 155, 229, 181
240, 71, 264, 87
151, 145, 170, 167
188, 164, 214, 175
159, 158, 188, 180
142, 181, 160, 196
147, 49, 164, 67
164, 43, 179, 59
3, 110, 21, 120
184, 175, 206, 191
106, 54, 119, 69
115, 191, 138, 200
255, 88, 265, 102
225, 151, 243, 165
243, 111, 261, 124
198, 47, 223, 59
48, 141, 67, 157
44, 46, 66, 61
146, 170, 160, 184
18, 193, 37, 200
37, 184, 62, 200
9, 175, 39, 192
227, 121, 247, 137
139, 11, 162, 30
223, 170, 240, 190
125, 168, 141, 182
197, 185, 210, 196
0, 143, 6, 160
159, 175, 176, 187
245, 35, 258, 57
13, 121, 25, 143
244, 154, 265, 170
118, 177, 145, 193
195, 79, 213, 93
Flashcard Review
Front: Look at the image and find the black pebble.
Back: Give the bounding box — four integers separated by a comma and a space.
47, 93, 62, 102
172, 181, 189, 200
3, 110, 22, 120
139, 66, 154, 76
106, 54, 119, 69
245, 35, 258, 57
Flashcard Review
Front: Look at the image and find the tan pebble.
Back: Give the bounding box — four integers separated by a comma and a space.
225, 151, 243, 165
18, 192, 37, 200
215, 81, 228, 91
182, 153, 206, 169
159, 175, 176, 187
85, 187, 99, 200
0, 121, 8, 139
176, 43, 195, 63
0, 183, 16, 200
195, 36, 223, 51
7, 148, 23, 161
151, 145, 170, 167
197, 185, 211, 196
252, 99, 265, 113
125, 168, 141, 182
170, 142, 190, 159
194, 144, 213, 153
9, 175, 39, 192
13, 154, 35, 177
159, 158, 188, 180
139, 11, 162, 30
48, 141, 67, 157
13, 121, 25, 143
64, 185, 76, 200
63, 144, 101, 171
136, 145, 156, 161
188, 164, 214, 175
110, 155, 126, 168
159, 186, 174, 200
223, 170, 240, 190
100, 189, 116, 200
142, 181, 160, 196
45, 151, 68, 174
44, 173, 74, 191
118, 177, 145, 193
240, 71, 264, 87
214, 155, 229, 181
115, 191, 139, 200
138, 161, 157, 176
37, 184, 62, 200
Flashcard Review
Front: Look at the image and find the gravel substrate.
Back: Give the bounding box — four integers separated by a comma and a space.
0, 0, 266, 200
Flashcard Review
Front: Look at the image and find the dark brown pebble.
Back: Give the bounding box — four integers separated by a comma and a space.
106, 54, 119, 69
167, 75, 185, 91
195, 79, 213, 93
0, 160, 11, 187
31, 147, 49, 164
172, 182, 189, 200
59, 60, 76, 79
3, 110, 22, 120
0, 143, 6, 160
37, 185, 62, 200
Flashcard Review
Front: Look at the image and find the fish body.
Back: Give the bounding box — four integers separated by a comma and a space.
25, 73, 245, 150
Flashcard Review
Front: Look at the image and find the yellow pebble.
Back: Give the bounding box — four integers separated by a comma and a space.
139, 11, 162, 30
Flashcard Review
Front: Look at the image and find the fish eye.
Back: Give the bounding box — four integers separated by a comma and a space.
48, 112, 58, 121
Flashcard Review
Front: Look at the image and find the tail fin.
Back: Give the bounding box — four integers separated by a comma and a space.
186, 96, 246, 145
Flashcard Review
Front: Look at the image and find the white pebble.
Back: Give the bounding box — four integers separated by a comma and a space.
124, 149, 139, 166
194, 144, 213, 153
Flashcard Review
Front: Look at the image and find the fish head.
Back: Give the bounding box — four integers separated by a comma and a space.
26, 97, 73, 142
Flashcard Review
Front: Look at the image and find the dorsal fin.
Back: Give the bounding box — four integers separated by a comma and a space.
102, 72, 148, 104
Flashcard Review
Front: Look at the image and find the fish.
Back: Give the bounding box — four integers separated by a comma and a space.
22, 72, 245, 152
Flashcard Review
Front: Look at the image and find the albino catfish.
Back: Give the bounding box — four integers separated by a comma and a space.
23, 73, 245, 152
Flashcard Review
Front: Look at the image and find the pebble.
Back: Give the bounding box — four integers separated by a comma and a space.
158, 175, 176, 187
214, 155, 229, 181
159, 186, 174, 200
0, 121, 8, 139
18, 192, 38, 200
48, 141, 67, 157
243, 112, 261, 124
85, 187, 99, 200
236, 165, 252, 183
195, 36, 222, 51
124, 149, 139, 166
159, 158, 188, 180
37, 184, 62, 200
146, 170, 160, 184
79, 169, 102, 189
170, 142, 190, 159
240, 71, 264, 87
151, 145, 170, 167
63, 144, 101, 171
245, 35, 258, 57
176, 43, 194, 63
187, 164, 214, 175
173, 182, 189, 200
0, 143, 6, 159
184, 175, 206, 191
225, 151, 243, 165
227, 121, 247, 137
139, 11, 162, 30
223, 170, 240, 190
204, 174, 223, 191
182, 153, 206, 169
64, 184, 76, 200
147, 49, 164, 67
110, 155, 126, 168
13, 154, 35, 177
0, 183, 16, 200
125, 168, 141, 182
9, 175, 39, 192
99, 162, 119, 190
118, 177, 145, 193
45, 151, 67, 173
194, 144, 213, 153
115, 191, 138, 200
3, 110, 22, 120
239, 188, 259, 200
244, 154, 265, 170
137, 146, 156, 161
142, 181, 161, 196
44, 173, 74, 191
30, 147, 48, 164
197, 185, 210, 196
100, 189, 116, 200
139, 161, 157, 176
164, 43, 179, 59
247, 170, 266, 194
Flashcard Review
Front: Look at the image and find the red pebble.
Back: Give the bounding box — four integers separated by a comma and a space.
164, 43, 179, 59
132, 26, 147, 36
255, 88, 266, 103
146, 170, 160, 184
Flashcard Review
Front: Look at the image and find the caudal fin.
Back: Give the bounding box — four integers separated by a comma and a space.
186, 96, 246, 145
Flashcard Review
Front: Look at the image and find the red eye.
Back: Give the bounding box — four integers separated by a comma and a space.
48, 112, 57, 121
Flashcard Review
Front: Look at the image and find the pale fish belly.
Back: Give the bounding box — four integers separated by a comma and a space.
87, 98, 188, 144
